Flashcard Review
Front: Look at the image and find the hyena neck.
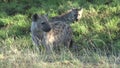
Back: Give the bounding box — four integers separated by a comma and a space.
31, 22, 42, 34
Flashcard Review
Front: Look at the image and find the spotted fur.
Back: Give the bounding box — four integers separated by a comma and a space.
31, 14, 72, 52
50, 8, 83, 24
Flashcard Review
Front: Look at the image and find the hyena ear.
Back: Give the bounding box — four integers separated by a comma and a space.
32, 13, 39, 21
45, 13, 48, 17
44, 14, 49, 21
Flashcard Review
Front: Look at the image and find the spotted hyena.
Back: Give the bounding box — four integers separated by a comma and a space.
31, 14, 72, 52
50, 8, 83, 24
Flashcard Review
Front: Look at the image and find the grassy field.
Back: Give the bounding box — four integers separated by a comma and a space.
0, 0, 120, 68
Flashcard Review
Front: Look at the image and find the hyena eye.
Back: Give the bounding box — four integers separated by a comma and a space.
41, 22, 46, 25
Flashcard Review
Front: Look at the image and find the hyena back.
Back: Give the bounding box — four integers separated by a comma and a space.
50, 8, 83, 24
31, 14, 72, 52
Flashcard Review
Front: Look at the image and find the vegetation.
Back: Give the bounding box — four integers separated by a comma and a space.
0, 0, 120, 67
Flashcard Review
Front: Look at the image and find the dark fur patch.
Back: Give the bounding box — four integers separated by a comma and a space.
32, 13, 38, 21
41, 22, 51, 32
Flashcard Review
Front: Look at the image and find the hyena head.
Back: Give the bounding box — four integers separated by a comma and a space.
70, 8, 83, 21
32, 13, 51, 32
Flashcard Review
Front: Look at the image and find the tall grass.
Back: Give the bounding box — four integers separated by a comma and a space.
0, 37, 120, 68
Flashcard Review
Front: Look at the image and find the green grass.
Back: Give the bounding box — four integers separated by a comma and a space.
0, 0, 120, 67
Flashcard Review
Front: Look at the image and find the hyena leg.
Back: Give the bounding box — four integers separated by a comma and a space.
64, 40, 73, 48
45, 45, 53, 54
